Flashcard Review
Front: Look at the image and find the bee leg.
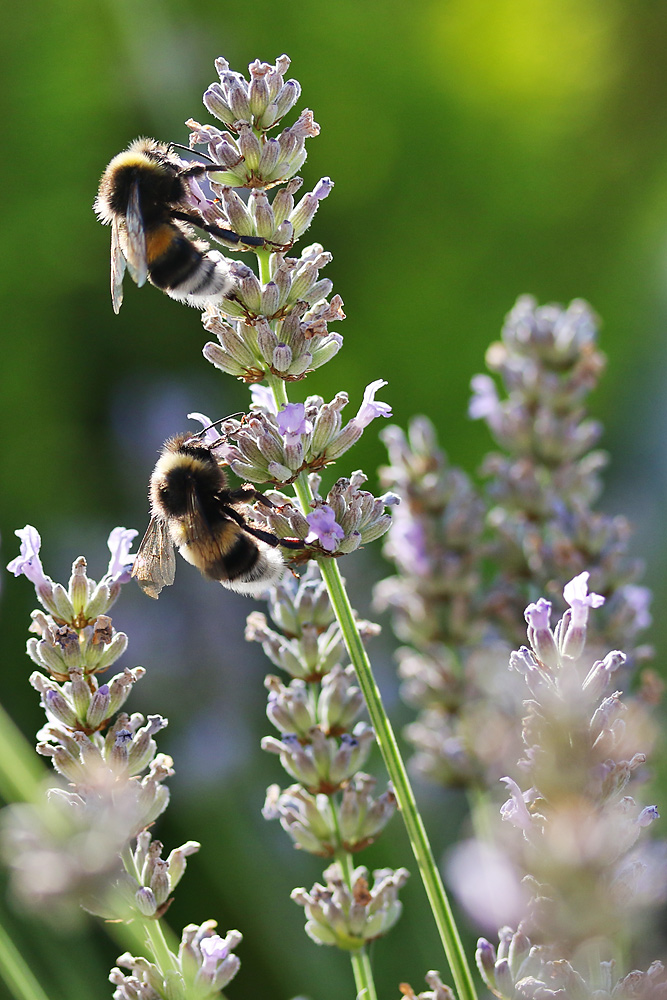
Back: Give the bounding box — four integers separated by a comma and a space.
220, 497, 306, 550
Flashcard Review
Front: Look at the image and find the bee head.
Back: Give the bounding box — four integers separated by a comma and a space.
150, 435, 227, 518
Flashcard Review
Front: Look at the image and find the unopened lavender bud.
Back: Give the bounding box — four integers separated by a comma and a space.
318, 667, 364, 733
134, 886, 157, 916
272, 178, 302, 224
89, 630, 129, 672
310, 333, 343, 369
70, 668, 91, 719
218, 186, 254, 234
330, 727, 374, 784
261, 282, 281, 316
149, 859, 170, 906
249, 74, 269, 117
237, 271, 263, 313
524, 598, 559, 670
257, 103, 278, 130
272, 343, 293, 372
203, 85, 235, 125
494, 959, 515, 998
227, 82, 251, 122
287, 352, 312, 377
68, 557, 90, 615
50, 583, 75, 622
45, 689, 78, 728
250, 188, 276, 234
338, 532, 362, 554
111, 729, 132, 769
275, 79, 301, 118
86, 684, 111, 729
206, 346, 250, 379
39, 743, 87, 783
237, 125, 261, 171
359, 516, 392, 544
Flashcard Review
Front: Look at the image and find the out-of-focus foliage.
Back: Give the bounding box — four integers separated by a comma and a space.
1, 2, 667, 999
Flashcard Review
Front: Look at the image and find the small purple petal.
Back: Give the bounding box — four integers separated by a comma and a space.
563, 571, 605, 628
638, 805, 660, 828
277, 402, 312, 442
200, 934, 229, 972
524, 597, 551, 630
306, 506, 345, 552
499, 776, 534, 831
313, 177, 334, 200
6, 526, 50, 589
380, 492, 401, 507
106, 527, 138, 584
353, 379, 392, 430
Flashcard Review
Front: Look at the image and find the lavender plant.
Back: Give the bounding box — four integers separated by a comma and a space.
469, 579, 666, 997
377, 296, 654, 791
4, 527, 243, 1000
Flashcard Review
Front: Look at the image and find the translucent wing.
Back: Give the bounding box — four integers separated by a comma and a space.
124, 178, 148, 288
131, 517, 176, 599
110, 217, 127, 314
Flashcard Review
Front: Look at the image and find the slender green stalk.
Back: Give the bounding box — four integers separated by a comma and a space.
317, 554, 477, 1000
259, 254, 477, 1000
0, 920, 52, 1000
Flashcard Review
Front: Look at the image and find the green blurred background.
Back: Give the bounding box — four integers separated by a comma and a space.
2, 1, 667, 997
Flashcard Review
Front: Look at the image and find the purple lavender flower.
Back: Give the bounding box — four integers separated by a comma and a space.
306, 506, 345, 552
7, 525, 52, 591
352, 379, 392, 430
499, 776, 537, 834
104, 527, 138, 585
277, 402, 313, 444
563, 571, 605, 628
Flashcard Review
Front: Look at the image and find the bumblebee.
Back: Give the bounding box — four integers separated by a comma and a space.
132, 434, 304, 598
94, 138, 275, 313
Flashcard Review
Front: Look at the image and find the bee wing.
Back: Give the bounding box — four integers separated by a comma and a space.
124, 178, 148, 289
131, 516, 176, 599
110, 218, 127, 314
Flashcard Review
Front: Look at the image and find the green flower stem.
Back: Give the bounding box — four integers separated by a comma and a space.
315, 553, 477, 1000
0, 920, 52, 1000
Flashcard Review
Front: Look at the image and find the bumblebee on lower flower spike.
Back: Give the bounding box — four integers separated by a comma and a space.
132, 433, 305, 599
94, 137, 278, 313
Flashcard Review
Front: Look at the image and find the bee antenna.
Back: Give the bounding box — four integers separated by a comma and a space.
168, 141, 216, 164
186, 412, 245, 443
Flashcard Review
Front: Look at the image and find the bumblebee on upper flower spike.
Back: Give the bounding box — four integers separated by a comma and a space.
133, 432, 306, 599
94, 137, 282, 313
